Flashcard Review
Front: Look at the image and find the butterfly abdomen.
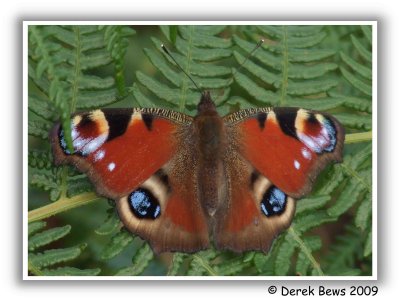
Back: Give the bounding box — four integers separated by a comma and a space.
194, 97, 228, 217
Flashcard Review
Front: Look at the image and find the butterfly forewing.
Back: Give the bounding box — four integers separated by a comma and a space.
51, 108, 192, 199
224, 107, 345, 198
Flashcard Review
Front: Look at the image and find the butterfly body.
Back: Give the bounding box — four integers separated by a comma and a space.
51, 91, 344, 254
194, 91, 227, 217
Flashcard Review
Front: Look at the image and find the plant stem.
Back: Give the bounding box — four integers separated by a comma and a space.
28, 192, 101, 223
28, 260, 44, 276
279, 26, 289, 106
288, 227, 324, 276
345, 131, 372, 144
192, 254, 219, 276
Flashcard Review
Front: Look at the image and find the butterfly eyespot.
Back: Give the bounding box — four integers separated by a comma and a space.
297, 114, 338, 154
58, 127, 87, 156
260, 186, 287, 217
128, 188, 161, 219
58, 119, 109, 157
321, 118, 337, 152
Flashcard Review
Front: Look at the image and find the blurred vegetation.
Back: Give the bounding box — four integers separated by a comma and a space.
28, 24, 373, 276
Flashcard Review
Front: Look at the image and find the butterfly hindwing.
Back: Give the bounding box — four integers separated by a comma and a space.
116, 158, 210, 253
214, 148, 296, 252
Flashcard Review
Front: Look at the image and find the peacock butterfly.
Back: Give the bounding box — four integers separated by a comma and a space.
50, 89, 344, 254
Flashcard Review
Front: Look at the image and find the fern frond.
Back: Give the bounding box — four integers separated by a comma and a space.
328, 144, 372, 217
115, 243, 153, 276
102, 25, 135, 95
364, 229, 373, 257
29, 169, 62, 201
355, 192, 372, 231
333, 25, 372, 130
215, 254, 252, 276
42, 267, 100, 276
29, 224, 71, 251
95, 209, 121, 235
295, 236, 322, 276
167, 253, 187, 276
28, 221, 47, 236
28, 150, 53, 170
100, 228, 134, 260
30, 245, 86, 269
323, 225, 364, 275
253, 237, 285, 275
132, 25, 232, 114
187, 250, 219, 276
233, 26, 339, 109
28, 222, 100, 276
28, 25, 125, 149
274, 234, 297, 275
28, 120, 52, 139
66, 175, 95, 197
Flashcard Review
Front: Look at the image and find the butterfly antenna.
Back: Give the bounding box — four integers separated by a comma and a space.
161, 44, 202, 94
232, 39, 264, 78
212, 39, 264, 105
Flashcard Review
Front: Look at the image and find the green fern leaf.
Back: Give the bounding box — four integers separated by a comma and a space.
134, 26, 232, 114
29, 225, 71, 251
215, 254, 252, 276
253, 238, 284, 275
296, 195, 331, 214
29, 95, 57, 121
28, 25, 126, 150
30, 172, 61, 201
274, 234, 297, 275
115, 243, 153, 276
364, 229, 373, 257
295, 236, 322, 276
28, 221, 47, 236
95, 209, 121, 235
355, 192, 372, 231
100, 229, 134, 260
28, 120, 52, 140
30, 244, 87, 269
293, 212, 337, 234
233, 71, 279, 105
167, 253, 186, 276
102, 25, 135, 95
66, 175, 95, 197
335, 112, 372, 130
28, 150, 53, 170
327, 179, 366, 217
323, 225, 364, 275
187, 250, 218, 276
42, 267, 101, 276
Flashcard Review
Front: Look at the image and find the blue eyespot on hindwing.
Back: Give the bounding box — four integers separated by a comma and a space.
261, 186, 287, 217
128, 188, 161, 219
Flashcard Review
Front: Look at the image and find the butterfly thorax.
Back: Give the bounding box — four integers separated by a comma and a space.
194, 91, 227, 217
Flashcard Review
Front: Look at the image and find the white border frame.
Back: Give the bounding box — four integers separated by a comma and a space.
23, 21, 377, 280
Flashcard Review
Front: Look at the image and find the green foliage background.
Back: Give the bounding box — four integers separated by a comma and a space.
27, 24, 373, 276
